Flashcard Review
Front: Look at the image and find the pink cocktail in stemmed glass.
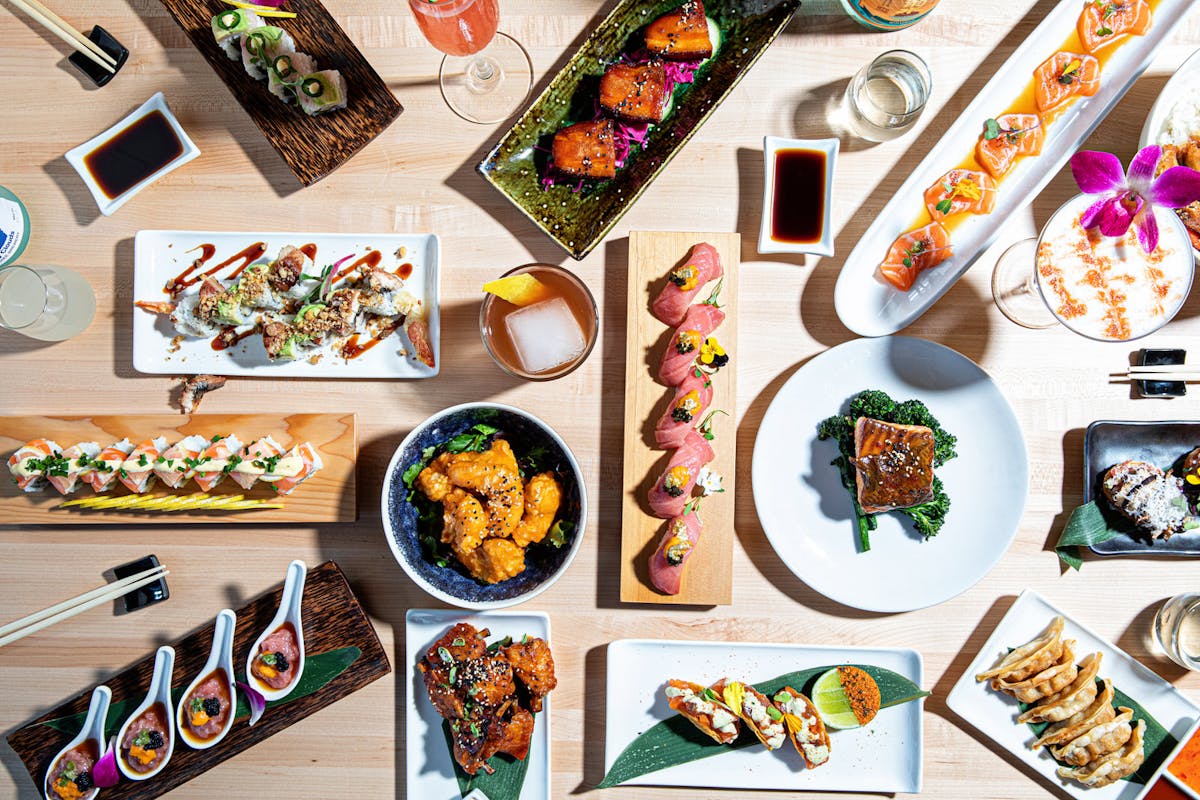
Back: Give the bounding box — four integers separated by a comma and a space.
408, 0, 533, 124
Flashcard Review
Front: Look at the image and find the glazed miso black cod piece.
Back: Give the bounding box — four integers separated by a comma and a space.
849, 417, 936, 513
599, 62, 669, 125
1101, 460, 1192, 540
644, 0, 714, 61
550, 119, 617, 180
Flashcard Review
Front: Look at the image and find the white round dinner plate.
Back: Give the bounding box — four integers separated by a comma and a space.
751, 336, 1028, 613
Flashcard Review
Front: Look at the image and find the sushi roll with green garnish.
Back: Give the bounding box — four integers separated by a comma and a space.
241, 26, 295, 80
296, 70, 347, 116
268, 52, 315, 102
212, 9, 263, 60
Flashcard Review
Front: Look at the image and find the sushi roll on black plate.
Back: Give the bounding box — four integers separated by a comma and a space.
297, 70, 348, 116
212, 9, 263, 60
268, 52, 315, 102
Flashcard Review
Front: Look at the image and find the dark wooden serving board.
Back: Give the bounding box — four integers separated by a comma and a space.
7, 561, 390, 798
158, 0, 402, 186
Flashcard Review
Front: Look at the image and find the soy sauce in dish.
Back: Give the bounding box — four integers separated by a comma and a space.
771, 148, 825, 244
83, 110, 184, 200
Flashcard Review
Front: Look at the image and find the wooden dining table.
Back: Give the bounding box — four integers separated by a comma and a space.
3, 0, 1200, 797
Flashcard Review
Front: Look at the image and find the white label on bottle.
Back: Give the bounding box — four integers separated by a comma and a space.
0, 198, 26, 266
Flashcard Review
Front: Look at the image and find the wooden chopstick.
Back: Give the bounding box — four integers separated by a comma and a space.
1116, 374, 1200, 383
0, 566, 167, 647
8, 0, 117, 74
1128, 366, 1200, 375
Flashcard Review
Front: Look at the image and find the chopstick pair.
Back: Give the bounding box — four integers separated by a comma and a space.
0, 564, 168, 648
1119, 365, 1200, 383
7, 0, 118, 74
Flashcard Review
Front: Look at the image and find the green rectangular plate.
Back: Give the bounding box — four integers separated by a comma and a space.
476, 0, 801, 260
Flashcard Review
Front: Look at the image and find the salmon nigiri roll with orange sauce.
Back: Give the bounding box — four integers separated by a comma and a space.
976, 113, 1044, 179
229, 436, 285, 491
924, 169, 997, 221
7, 439, 61, 492
192, 434, 243, 492
261, 442, 323, 495
119, 436, 168, 494
86, 439, 134, 493
47, 442, 101, 495
879, 222, 953, 292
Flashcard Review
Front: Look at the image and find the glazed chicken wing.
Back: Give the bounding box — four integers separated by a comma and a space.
502, 636, 558, 712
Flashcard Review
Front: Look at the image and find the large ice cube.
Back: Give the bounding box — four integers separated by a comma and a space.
505, 296, 586, 374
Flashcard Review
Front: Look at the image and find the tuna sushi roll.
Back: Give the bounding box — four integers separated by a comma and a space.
47, 442, 101, 495
241, 26, 295, 80
154, 435, 209, 489
263, 441, 323, 495
296, 70, 348, 116
7, 438, 61, 492
230, 436, 285, 490
211, 8, 263, 60
650, 243, 723, 326
192, 434, 243, 493
87, 438, 134, 493
119, 437, 169, 494
648, 429, 714, 518
649, 502, 702, 595
654, 369, 713, 449
268, 51, 315, 101
658, 303, 725, 387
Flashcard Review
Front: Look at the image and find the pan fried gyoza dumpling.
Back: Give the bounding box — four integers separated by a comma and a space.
977, 616, 1066, 686
1056, 718, 1146, 789
1051, 706, 1134, 766
1030, 678, 1115, 749
1017, 652, 1103, 724
995, 639, 1078, 703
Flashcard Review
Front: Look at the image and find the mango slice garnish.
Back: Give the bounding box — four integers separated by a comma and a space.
482, 274, 550, 306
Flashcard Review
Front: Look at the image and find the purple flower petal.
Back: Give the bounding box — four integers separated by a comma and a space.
93, 743, 120, 788
1150, 165, 1200, 208
1135, 208, 1160, 253
1070, 150, 1126, 194
1079, 196, 1110, 229
1127, 145, 1162, 194
1095, 196, 1136, 237
237, 681, 267, 726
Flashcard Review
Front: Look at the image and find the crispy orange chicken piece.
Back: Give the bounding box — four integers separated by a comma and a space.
512, 472, 563, 548
445, 440, 525, 538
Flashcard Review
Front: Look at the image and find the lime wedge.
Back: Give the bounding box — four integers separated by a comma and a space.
811, 668, 862, 730
483, 274, 549, 306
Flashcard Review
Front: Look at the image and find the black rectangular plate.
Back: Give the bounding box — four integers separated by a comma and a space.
1084, 420, 1200, 556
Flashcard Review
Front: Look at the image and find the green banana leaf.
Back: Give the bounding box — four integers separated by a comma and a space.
597, 664, 928, 789
441, 719, 534, 800
1055, 501, 1126, 570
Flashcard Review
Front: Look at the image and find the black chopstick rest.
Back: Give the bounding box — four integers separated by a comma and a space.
112, 554, 170, 613
1135, 347, 1186, 398
68, 25, 129, 87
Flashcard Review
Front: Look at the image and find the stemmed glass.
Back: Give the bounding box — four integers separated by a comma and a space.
408, 0, 533, 124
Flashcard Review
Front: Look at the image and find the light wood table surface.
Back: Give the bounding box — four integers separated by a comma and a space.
3, 0, 1200, 797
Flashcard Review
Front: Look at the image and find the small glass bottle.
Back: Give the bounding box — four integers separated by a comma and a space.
840, 0, 942, 30
0, 185, 31, 268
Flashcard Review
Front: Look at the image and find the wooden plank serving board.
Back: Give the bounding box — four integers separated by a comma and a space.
620, 231, 738, 605
7, 560, 390, 799
0, 414, 356, 524
157, 0, 402, 186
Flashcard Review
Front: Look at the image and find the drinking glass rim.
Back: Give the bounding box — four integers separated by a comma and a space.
0, 264, 48, 331
478, 263, 599, 381
1033, 193, 1196, 343
856, 48, 932, 119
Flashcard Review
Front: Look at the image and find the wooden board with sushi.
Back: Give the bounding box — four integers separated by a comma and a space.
620, 231, 737, 605
0, 414, 356, 524
155, 0, 401, 186
7, 560, 391, 800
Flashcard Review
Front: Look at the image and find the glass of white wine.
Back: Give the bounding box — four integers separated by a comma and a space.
0, 264, 96, 341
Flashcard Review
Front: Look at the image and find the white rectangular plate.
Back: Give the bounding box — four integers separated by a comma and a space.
946, 589, 1200, 800
603, 638, 924, 792
133, 230, 439, 378
833, 0, 1195, 337
405, 609, 550, 800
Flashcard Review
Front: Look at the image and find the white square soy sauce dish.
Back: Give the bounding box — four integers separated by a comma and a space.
946, 588, 1200, 800
758, 135, 837, 257
65, 92, 200, 216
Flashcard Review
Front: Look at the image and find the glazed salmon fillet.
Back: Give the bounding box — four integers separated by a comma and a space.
976, 113, 1044, 179
850, 418, 936, 513
879, 222, 952, 291
551, 120, 617, 179
1034, 52, 1100, 114
924, 168, 997, 220
1078, 0, 1151, 53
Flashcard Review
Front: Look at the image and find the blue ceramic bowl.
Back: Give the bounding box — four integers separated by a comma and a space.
381, 402, 587, 609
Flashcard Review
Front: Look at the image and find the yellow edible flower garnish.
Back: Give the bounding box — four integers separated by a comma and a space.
1062, 59, 1081, 78
1186, 473, 1200, 486
723, 682, 746, 713
783, 712, 804, 733
700, 338, 726, 365
949, 177, 982, 201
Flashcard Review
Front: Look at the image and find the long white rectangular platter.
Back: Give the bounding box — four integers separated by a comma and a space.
405, 609, 551, 800
604, 638, 924, 792
833, 0, 1194, 338
133, 230, 439, 378
946, 588, 1200, 800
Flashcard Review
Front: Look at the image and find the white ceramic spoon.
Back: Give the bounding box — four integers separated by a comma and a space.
116, 646, 175, 780
245, 560, 307, 701
44, 685, 110, 800
176, 609, 236, 750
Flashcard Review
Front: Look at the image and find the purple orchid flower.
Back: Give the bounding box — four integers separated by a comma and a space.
1069, 145, 1200, 253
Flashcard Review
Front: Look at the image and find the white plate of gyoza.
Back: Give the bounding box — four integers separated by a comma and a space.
947, 589, 1200, 800
132, 230, 439, 378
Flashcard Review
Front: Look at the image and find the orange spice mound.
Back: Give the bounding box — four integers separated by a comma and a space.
837, 666, 881, 725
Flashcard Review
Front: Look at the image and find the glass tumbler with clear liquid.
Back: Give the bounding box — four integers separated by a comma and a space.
0, 264, 96, 341
1153, 593, 1200, 670
846, 50, 932, 142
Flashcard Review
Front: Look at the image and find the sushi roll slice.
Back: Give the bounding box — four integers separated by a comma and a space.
193, 435, 244, 493
120, 437, 169, 494
7, 439, 61, 493
211, 8, 263, 60
663, 679, 740, 744
87, 438, 134, 493
230, 436, 285, 491
270, 245, 318, 300
359, 270, 422, 318
712, 679, 788, 751
241, 26, 295, 80
268, 52, 316, 102
648, 502, 702, 596
47, 442, 101, 496
296, 70, 348, 116
154, 435, 210, 490
262, 442, 323, 495
231, 262, 285, 312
